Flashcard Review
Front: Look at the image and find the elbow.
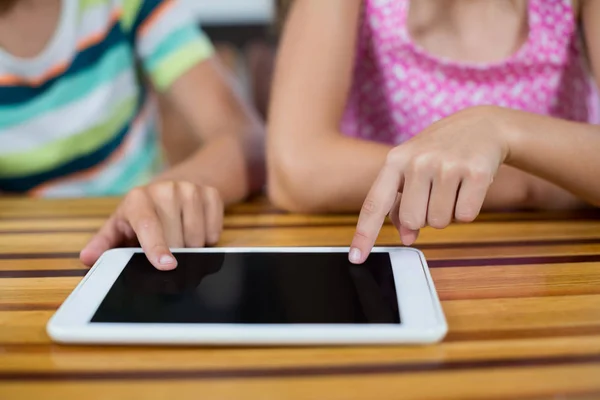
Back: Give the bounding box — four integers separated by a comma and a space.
267, 149, 329, 214
232, 124, 267, 198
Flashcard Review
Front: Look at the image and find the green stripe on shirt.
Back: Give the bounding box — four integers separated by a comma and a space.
144, 25, 199, 72
149, 37, 214, 91
0, 44, 133, 128
0, 95, 137, 178
121, 0, 143, 31
78, 0, 110, 15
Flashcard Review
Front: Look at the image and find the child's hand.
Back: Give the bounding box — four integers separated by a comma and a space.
349, 106, 511, 264
80, 181, 224, 270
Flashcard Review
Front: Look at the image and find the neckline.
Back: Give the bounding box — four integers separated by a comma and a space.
0, 0, 74, 69
400, 0, 536, 70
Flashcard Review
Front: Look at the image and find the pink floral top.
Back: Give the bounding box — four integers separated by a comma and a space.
341, 0, 600, 144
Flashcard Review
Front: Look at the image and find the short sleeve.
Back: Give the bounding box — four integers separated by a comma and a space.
123, 0, 215, 91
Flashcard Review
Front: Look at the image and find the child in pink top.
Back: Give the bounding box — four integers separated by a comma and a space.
268, 0, 600, 252
341, 0, 599, 142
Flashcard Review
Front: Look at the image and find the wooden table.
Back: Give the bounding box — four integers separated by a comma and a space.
1, 197, 600, 399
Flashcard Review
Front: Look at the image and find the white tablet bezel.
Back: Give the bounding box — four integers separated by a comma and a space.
47, 247, 447, 345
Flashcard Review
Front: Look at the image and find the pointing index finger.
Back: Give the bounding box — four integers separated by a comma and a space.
123, 190, 177, 271
349, 163, 403, 264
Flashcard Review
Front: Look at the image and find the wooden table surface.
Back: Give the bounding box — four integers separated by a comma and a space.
1, 197, 600, 399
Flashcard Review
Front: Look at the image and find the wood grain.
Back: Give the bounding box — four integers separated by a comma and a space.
3, 221, 600, 253
2, 365, 600, 400
1, 197, 599, 399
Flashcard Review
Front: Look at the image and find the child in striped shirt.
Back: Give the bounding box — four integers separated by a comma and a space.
0, 0, 264, 269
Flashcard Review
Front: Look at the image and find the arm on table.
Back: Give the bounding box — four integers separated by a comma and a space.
267, 0, 581, 213
500, 0, 600, 207
80, 1, 265, 269
348, 105, 600, 264
157, 57, 265, 205
348, 0, 600, 262
80, 58, 265, 269
503, 112, 600, 207
481, 0, 600, 211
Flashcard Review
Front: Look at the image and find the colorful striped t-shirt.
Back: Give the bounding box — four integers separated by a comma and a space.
0, 0, 214, 197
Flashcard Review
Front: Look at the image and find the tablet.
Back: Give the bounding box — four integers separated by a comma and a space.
47, 247, 447, 345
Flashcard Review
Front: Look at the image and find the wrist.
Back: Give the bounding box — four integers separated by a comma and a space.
486, 106, 523, 166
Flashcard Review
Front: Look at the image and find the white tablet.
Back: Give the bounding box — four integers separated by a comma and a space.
47, 247, 447, 346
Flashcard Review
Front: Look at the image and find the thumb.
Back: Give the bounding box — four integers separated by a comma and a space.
80, 217, 121, 267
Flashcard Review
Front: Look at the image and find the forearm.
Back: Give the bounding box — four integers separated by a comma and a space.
269, 134, 391, 213
499, 107, 600, 206
483, 166, 583, 211
160, 58, 266, 205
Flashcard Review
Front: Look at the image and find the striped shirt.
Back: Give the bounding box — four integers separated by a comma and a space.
0, 0, 214, 197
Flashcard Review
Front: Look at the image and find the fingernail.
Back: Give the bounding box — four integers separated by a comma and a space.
349, 248, 362, 264
159, 255, 176, 266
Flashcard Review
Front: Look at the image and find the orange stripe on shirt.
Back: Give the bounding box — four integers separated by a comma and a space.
137, 0, 176, 38
76, 7, 123, 52
0, 8, 123, 87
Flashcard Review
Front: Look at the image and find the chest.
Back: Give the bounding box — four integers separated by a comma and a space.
406, 0, 530, 64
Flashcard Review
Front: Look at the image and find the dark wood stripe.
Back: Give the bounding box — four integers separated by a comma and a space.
446, 326, 600, 342
427, 254, 600, 268
0, 303, 60, 311
0, 230, 600, 252
416, 237, 600, 250
2, 208, 600, 222
2, 253, 600, 278
0, 229, 97, 235
1, 237, 600, 262
0, 210, 287, 221
0, 354, 599, 382
0, 224, 355, 234
0, 214, 111, 221
0, 269, 87, 278
0, 253, 79, 260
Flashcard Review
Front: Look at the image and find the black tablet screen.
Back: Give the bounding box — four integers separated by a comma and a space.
91, 252, 400, 324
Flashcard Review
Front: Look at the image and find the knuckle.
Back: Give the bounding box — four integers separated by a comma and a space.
150, 181, 177, 202
455, 206, 478, 223
385, 148, 404, 166
467, 166, 492, 184
407, 154, 434, 176
361, 198, 379, 216
427, 214, 450, 229
122, 187, 150, 214
178, 182, 200, 200
126, 186, 147, 203
400, 212, 421, 230
437, 160, 463, 180
353, 228, 371, 242
203, 186, 221, 202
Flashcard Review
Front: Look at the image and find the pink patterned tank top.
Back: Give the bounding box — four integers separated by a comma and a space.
341, 0, 600, 144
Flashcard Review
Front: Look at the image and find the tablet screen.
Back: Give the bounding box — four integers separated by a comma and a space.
91, 252, 401, 324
